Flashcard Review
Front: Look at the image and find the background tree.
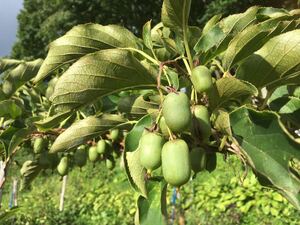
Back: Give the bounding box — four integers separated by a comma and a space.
11, 0, 293, 59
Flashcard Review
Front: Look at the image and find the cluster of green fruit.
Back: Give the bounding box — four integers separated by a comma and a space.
20, 129, 122, 179
57, 128, 122, 176
140, 65, 213, 187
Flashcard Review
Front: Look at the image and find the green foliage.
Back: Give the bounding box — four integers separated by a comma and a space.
230, 107, 300, 209
3, 157, 300, 225
1, 1, 300, 224
180, 165, 300, 225
11, 0, 291, 59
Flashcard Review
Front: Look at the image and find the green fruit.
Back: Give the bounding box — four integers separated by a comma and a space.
193, 105, 211, 142
88, 146, 99, 162
97, 139, 107, 154
162, 92, 191, 133
74, 146, 87, 167
112, 149, 119, 159
161, 139, 191, 187
57, 157, 68, 176
190, 147, 207, 173
33, 137, 47, 154
159, 116, 169, 137
139, 132, 165, 171
109, 129, 120, 142
191, 66, 213, 93
106, 156, 115, 170
206, 152, 217, 172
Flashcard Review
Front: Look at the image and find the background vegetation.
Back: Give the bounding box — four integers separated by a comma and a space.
11, 0, 294, 59
2, 155, 299, 224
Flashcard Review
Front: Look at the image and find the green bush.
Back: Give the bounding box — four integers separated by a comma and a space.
3, 156, 298, 225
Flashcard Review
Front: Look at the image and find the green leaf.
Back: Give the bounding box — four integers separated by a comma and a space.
207, 77, 258, 111
194, 6, 259, 63
0, 100, 23, 119
161, 0, 191, 37
236, 30, 300, 89
202, 14, 222, 35
165, 68, 179, 90
0, 58, 22, 73
34, 24, 139, 83
34, 110, 73, 131
50, 114, 127, 153
125, 114, 152, 152
8, 126, 35, 158
143, 21, 154, 50
50, 49, 156, 112
118, 94, 159, 120
1, 59, 43, 98
124, 115, 152, 196
0, 208, 20, 222
230, 107, 300, 210
257, 7, 290, 20
0, 126, 19, 153
269, 96, 300, 126
268, 85, 289, 103
136, 179, 168, 225
20, 160, 41, 190
222, 17, 296, 70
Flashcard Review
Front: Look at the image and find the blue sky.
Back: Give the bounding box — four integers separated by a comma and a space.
0, 0, 23, 57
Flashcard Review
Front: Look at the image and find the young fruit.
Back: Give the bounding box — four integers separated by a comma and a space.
97, 139, 107, 154
162, 92, 191, 133
191, 66, 213, 93
106, 156, 115, 170
88, 146, 99, 162
193, 105, 212, 142
74, 145, 87, 167
161, 139, 191, 187
139, 132, 165, 171
112, 148, 119, 159
206, 152, 217, 172
33, 137, 47, 154
159, 116, 169, 138
109, 129, 120, 142
57, 157, 68, 176
190, 147, 207, 173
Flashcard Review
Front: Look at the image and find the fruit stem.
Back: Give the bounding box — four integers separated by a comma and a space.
259, 88, 273, 110
182, 57, 192, 75
183, 20, 193, 71
219, 135, 227, 151
155, 108, 162, 125
191, 88, 195, 103
191, 87, 198, 104
167, 127, 175, 141
162, 70, 172, 86
157, 64, 165, 103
